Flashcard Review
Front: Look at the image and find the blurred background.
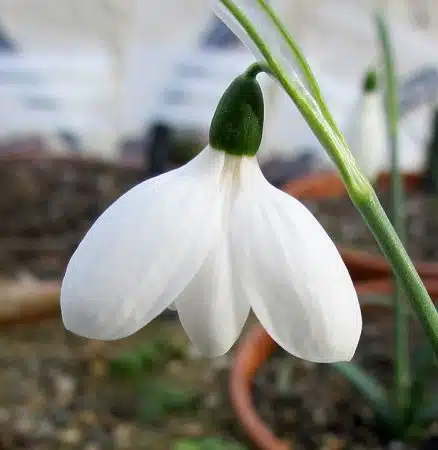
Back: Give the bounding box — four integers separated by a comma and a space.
1, 1, 438, 449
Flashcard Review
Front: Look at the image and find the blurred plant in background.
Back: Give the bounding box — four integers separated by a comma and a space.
345, 69, 387, 182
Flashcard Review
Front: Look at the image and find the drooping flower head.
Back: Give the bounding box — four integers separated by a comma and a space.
344, 70, 388, 181
61, 66, 361, 363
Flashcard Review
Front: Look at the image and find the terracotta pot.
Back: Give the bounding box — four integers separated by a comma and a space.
281, 171, 438, 281
229, 278, 438, 450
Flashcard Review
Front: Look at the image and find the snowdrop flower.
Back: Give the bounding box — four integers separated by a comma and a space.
345, 71, 388, 181
61, 72, 362, 363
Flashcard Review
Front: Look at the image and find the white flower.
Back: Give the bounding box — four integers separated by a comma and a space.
345, 79, 388, 181
345, 79, 424, 179
61, 143, 361, 362
61, 3, 362, 363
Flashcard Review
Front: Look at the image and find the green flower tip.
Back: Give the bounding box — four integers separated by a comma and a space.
209, 73, 264, 157
363, 70, 378, 93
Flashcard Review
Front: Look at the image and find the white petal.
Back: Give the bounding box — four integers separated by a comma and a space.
229, 159, 362, 362
61, 147, 226, 340
175, 229, 250, 357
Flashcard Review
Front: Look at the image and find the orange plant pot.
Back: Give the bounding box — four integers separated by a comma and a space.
281, 171, 438, 281
229, 278, 438, 450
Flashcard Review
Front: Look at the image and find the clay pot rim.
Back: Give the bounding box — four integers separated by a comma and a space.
229, 277, 438, 450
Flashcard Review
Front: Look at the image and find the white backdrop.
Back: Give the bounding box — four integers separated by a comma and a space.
0, 0, 436, 165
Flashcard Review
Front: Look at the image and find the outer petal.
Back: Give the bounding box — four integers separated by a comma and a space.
175, 229, 250, 357
61, 146, 226, 340
229, 158, 362, 362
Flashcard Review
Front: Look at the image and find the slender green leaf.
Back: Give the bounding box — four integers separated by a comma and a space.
332, 362, 393, 425
416, 395, 438, 426
375, 11, 410, 418
408, 339, 437, 426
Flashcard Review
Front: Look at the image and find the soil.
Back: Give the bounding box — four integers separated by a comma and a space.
0, 156, 144, 279
0, 155, 249, 450
305, 189, 438, 262
2, 303, 437, 450
0, 153, 317, 281
0, 316, 250, 450
2, 157, 438, 449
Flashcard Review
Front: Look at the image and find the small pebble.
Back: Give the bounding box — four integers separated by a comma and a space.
388, 441, 406, 450
35, 419, 55, 438
0, 407, 11, 424
14, 415, 34, 435
178, 422, 204, 437
78, 410, 98, 426
58, 427, 82, 445
313, 407, 328, 426
282, 408, 297, 423
113, 424, 133, 448
204, 392, 221, 409
51, 407, 70, 426
84, 444, 101, 450
167, 360, 185, 377
321, 434, 345, 450
210, 355, 230, 370
187, 344, 203, 360
89, 359, 107, 378
53, 372, 76, 406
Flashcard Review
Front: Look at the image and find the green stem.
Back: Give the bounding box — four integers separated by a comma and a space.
244, 62, 272, 78
356, 191, 438, 355
376, 12, 410, 419
220, 0, 438, 355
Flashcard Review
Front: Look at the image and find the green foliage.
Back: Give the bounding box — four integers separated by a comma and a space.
137, 381, 200, 423
109, 351, 145, 378
424, 108, 438, 193
173, 437, 247, 450
330, 12, 438, 444
109, 338, 183, 378
332, 362, 392, 423
332, 336, 438, 441
406, 339, 437, 429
